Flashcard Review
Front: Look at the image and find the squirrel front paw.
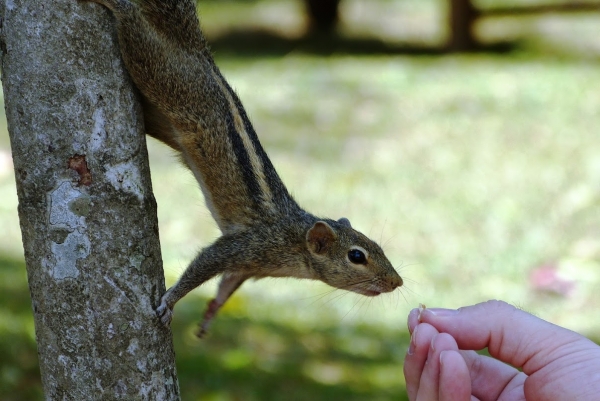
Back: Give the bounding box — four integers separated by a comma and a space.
155, 296, 173, 327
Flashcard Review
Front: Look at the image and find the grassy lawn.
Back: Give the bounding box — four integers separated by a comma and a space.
2, 0, 600, 399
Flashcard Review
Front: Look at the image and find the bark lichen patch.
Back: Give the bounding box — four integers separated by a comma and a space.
46, 181, 91, 280
48, 181, 87, 230
127, 338, 139, 356
105, 161, 144, 202
90, 107, 107, 151
49, 232, 91, 279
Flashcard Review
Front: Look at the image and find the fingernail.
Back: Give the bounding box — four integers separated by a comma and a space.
408, 308, 420, 333
430, 334, 436, 352
439, 350, 447, 366
422, 308, 459, 318
407, 325, 418, 355
417, 303, 427, 321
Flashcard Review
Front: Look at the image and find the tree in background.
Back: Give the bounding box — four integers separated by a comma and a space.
304, 0, 341, 34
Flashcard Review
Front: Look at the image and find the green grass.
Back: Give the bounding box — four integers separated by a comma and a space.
0, 257, 43, 401
171, 297, 410, 401
2, 0, 600, 399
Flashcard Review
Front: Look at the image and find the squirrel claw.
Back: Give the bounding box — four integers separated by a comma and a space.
155, 299, 173, 327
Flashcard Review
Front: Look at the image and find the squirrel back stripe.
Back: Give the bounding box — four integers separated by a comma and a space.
211, 69, 275, 211
211, 67, 299, 217
214, 69, 299, 215
225, 79, 297, 214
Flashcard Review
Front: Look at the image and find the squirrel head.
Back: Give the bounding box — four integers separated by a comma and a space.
306, 218, 402, 296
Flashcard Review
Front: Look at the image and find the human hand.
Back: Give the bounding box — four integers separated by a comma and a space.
403, 300, 600, 401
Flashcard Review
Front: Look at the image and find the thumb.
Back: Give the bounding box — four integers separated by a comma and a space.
417, 300, 593, 376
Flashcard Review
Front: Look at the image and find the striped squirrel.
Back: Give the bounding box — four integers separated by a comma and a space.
81, 0, 403, 336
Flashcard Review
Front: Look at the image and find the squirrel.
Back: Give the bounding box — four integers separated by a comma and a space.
80, 0, 403, 337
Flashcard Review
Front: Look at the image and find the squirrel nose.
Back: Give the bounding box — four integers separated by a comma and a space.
390, 274, 403, 289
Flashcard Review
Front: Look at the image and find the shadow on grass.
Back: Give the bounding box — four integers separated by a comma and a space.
207, 28, 517, 57
3, 253, 599, 400
0, 253, 411, 400
171, 298, 411, 401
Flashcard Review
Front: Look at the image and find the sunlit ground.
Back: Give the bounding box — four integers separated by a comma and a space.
2, 0, 600, 399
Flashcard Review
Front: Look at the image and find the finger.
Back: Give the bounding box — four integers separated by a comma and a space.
404, 323, 440, 401
415, 333, 459, 401
408, 307, 420, 334
458, 349, 525, 401
417, 300, 585, 375
439, 350, 472, 401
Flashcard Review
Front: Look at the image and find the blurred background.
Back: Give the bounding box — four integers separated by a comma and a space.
2, 0, 600, 399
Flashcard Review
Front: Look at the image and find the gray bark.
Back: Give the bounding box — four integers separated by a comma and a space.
0, 0, 180, 399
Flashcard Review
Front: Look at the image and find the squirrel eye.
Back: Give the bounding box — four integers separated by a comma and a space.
348, 249, 367, 265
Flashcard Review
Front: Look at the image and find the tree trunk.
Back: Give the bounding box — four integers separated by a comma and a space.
304, 0, 342, 34
0, 0, 180, 399
448, 0, 478, 51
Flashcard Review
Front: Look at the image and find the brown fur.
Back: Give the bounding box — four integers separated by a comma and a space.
81, 0, 402, 335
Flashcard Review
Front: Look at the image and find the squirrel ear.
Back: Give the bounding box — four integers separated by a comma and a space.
307, 221, 337, 254
337, 217, 351, 228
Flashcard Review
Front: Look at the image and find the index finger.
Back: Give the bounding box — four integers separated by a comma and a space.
417, 300, 590, 376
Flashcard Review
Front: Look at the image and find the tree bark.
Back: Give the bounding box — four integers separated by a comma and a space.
0, 0, 180, 399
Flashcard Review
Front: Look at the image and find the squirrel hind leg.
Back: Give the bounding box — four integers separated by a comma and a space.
141, 97, 182, 152
196, 273, 249, 338
139, 0, 207, 52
